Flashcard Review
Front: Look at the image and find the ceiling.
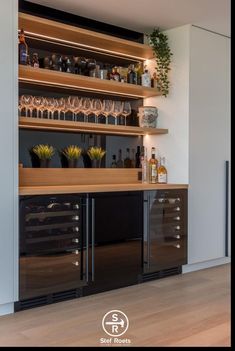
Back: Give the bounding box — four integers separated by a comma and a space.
28, 0, 231, 37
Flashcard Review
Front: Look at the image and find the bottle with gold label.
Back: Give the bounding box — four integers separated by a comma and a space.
158, 157, 168, 183
149, 147, 158, 183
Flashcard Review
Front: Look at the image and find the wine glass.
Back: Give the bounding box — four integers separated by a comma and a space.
33, 96, 44, 118
20, 95, 33, 117
57, 97, 66, 120
122, 101, 132, 125
81, 98, 92, 122
112, 101, 123, 126
94, 99, 103, 123
103, 100, 113, 124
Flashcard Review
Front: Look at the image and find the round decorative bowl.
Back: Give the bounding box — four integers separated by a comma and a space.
138, 106, 158, 128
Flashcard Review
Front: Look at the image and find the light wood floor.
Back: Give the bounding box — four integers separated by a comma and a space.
0, 264, 230, 347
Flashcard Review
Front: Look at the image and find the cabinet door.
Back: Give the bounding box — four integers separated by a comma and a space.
188, 27, 231, 263
144, 190, 187, 273
86, 192, 143, 293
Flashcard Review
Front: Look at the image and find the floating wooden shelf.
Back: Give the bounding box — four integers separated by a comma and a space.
19, 117, 168, 136
19, 12, 154, 61
19, 65, 161, 99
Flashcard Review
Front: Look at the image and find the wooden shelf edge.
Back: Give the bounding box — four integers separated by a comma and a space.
19, 65, 161, 99
19, 12, 154, 60
19, 117, 168, 136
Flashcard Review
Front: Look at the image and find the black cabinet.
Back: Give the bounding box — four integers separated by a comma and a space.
143, 190, 187, 274
19, 195, 87, 301
84, 192, 143, 294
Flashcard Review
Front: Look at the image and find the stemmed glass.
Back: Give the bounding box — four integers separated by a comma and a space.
103, 100, 113, 124
122, 101, 132, 125
94, 99, 103, 123
81, 98, 92, 122
46, 98, 57, 119
57, 98, 66, 120
32, 96, 44, 118
19, 95, 33, 117
112, 101, 124, 126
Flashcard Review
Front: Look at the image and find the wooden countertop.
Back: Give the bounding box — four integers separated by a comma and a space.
19, 183, 188, 195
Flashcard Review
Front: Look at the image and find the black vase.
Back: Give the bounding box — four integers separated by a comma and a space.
68, 159, 78, 168
39, 159, 51, 168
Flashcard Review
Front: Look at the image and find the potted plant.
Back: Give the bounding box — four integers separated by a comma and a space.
148, 28, 173, 97
87, 146, 106, 168
61, 145, 82, 168
31, 144, 55, 168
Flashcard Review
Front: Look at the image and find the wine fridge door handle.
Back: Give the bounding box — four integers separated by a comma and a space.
91, 198, 95, 282
86, 197, 89, 283
147, 193, 151, 269
225, 160, 229, 257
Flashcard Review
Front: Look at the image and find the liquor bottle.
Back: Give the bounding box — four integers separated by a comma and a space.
149, 147, 158, 184
127, 64, 137, 85
135, 62, 143, 85
111, 155, 117, 168
135, 146, 141, 168
131, 148, 135, 168
109, 66, 120, 81
124, 148, 132, 168
141, 65, 151, 87
19, 29, 29, 65
116, 149, 124, 168
151, 72, 158, 88
31, 53, 39, 68
141, 147, 148, 183
158, 157, 168, 183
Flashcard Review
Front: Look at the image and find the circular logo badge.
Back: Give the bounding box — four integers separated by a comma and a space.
102, 310, 129, 337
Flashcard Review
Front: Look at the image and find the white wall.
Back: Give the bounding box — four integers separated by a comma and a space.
188, 26, 231, 264
144, 25, 191, 184
0, 0, 18, 316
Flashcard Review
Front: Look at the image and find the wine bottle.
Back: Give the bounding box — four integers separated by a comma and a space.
158, 157, 168, 183
149, 147, 158, 183
135, 146, 141, 168
141, 147, 148, 183
127, 64, 137, 85
19, 29, 29, 65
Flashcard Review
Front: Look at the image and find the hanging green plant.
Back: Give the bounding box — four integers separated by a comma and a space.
148, 28, 173, 97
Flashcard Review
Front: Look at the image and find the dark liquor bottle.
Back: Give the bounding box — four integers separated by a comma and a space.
117, 149, 124, 168
135, 146, 141, 168
111, 155, 117, 168
31, 53, 39, 68
124, 148, 132, 168
127, 64, 137, 85
19, 29, 28, 65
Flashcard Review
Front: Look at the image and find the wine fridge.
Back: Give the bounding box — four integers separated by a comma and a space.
19, 194, 87, 302
143, 189, 188, 275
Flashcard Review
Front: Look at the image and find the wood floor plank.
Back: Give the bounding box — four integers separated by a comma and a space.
0, 264, 230, 347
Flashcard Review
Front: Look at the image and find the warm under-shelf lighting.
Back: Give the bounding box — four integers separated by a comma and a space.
23, 31, 151, 61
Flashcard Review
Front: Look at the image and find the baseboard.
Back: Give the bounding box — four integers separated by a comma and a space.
0, 303, 14, 316
182, 257, 231, 274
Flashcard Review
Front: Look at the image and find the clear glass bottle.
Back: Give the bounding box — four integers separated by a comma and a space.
131, 148, 135, 168
149, 147, 158, 183
19, 29, 29, 65
116, 149, 124, 168
124, 148, 132, 168
111, 154, 117, 168
158, 157, 168, 183
141, 147, 148, 183
141, 65, 151, 87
